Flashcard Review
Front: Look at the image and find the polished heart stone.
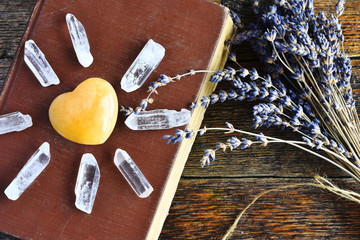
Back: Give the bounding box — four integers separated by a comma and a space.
49, 78, 118, 145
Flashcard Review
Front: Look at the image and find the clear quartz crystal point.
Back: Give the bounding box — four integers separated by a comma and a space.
4, 142, 50, 201
0, 111, 33, 135
24, 40, 60, 87
114, 149, 153, 198
121, 39, 165, 92
125, 109, 191, 130
75, 153, 100, 214
66, 13, 93, 68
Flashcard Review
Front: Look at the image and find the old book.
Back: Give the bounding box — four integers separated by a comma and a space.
0, 0, 233, 239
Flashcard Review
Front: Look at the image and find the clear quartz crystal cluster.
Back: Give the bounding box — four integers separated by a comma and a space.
75, 154, 100, 214
121, 39, 165, 92
125, 109, 191, 130
0, 112, 32, 135
4, 142, 50, 200
24, 40, 60, 87
66, 13, 93, 67
114, 149, 153, 198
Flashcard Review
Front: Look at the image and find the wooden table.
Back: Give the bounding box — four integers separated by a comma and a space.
1, 0, 360, 239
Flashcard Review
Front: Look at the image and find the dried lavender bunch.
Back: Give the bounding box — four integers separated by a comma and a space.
166, 0, 360, 182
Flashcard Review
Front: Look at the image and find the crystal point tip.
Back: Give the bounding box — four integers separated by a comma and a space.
75, 153, 100, 214
66, 13, 93, 68
0, 111, 33, 135
125, 108, 191, 130
24, 40, 60, 87
114, 148, 153, 198
121, 39, 165, 92
4, 142, 51, 201
139, 186, 154, 198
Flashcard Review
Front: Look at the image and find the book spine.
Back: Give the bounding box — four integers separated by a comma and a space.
145, 10, 234, 240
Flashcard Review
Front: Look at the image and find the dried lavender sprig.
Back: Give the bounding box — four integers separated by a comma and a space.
164, 123, 360, 182
272, 36, 355, 145
336, 0, 345, 17
120, 70, 215, 115
202, 63, 328, 142
203, 73, 348, 161
229, 10, 243, 28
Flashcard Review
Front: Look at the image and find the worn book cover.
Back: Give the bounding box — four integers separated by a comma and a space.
0, 0, 233, 239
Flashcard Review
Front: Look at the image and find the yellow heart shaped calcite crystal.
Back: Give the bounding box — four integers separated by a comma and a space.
49, 78, 118, 145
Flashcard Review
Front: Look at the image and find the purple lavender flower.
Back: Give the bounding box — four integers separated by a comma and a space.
164, 0, 360, 182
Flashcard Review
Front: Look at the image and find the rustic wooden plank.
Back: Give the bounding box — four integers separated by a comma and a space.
0, 233, 19, 240
160, 178, 360, 239
0, 233, 18, 240
0, 0, 37, 87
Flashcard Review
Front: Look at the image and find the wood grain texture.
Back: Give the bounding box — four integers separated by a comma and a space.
0, 0, 37, 88
1, 0, 360, 239
160, 178, 360, 239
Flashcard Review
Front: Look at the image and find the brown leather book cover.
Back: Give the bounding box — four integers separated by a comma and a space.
0, 0, 232, 239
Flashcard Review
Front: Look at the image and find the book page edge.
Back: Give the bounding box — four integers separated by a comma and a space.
146, 12, 234, 240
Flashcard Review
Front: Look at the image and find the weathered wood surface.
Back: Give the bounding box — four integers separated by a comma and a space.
1, 0, 360, 239
161, 178, 360, 239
